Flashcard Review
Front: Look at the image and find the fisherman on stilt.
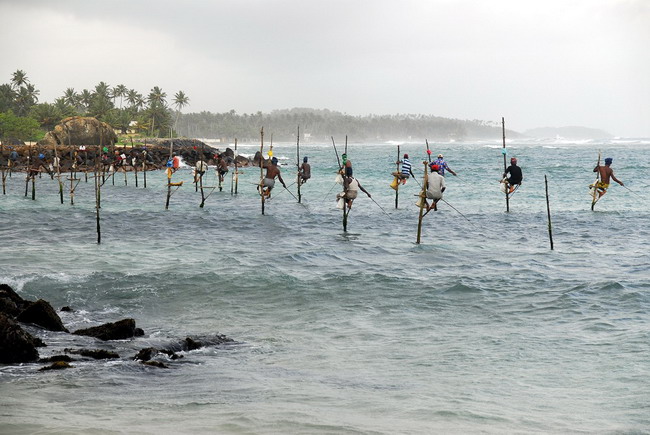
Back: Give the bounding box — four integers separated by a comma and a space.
337, 167, 371, 209
260, 157, 286, 198
592, 157, 623, 198
502, 157, 523, 193
298, 156, 311, 185
423, 163, 445, 216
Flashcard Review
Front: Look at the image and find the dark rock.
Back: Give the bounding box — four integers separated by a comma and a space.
65, 348, 119, 359
73, 318, 140, 341
32, 336, 46, 347
60, 306, 73, 312
142, 360, 168, 368
39, 361, 73, 371
17, 299, 69, 332
0, 284, 29, 316
223, 147, 234, 158
134, 347, 156, 361
0, 297, 19, 317
135, 347, 182, 362
184, 337, 203, 351
0, 313, 39, 363
134, 327, 144, 337
40, 355, 74, 363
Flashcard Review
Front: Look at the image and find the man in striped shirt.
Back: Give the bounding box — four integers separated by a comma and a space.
399, 153, 414, 185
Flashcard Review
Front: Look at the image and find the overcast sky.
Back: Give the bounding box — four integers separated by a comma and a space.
1, 0, 648, 136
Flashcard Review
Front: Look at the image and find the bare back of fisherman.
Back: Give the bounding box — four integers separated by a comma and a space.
593, 157, 623, 198
299, 157, 311, 185
262, 157, 286, 197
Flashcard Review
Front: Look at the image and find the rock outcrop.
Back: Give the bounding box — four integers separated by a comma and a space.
39, 116, 117, 148
73, 318, 144, 341
16, 299, 69, 332
0, 313, 40, 363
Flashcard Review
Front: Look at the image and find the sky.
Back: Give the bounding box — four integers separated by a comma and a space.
1, 0, 648, 137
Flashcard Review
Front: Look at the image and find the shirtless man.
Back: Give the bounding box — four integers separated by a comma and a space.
299, 156, 311, 185
216, 154, 229, 184
593, 157, 623, 198
261, 157, 286, 198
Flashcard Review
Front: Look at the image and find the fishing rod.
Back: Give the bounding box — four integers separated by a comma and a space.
622, 185, 644, 199
368, 195, 391, 217
439, 198, 476, 227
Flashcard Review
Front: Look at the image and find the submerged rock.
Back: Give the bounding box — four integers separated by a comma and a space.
39, 355, 74, 363
65, 348, 119, 359
39, 361, 73, 371
0, 313, 39, 363
73, 318, 142, 341
17, 299, 69, 332
142, 360, 168, 368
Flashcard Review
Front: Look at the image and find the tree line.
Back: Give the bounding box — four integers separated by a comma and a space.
177, 108, 509, 142
1, 69, 511, 145
0, 70, 189, 142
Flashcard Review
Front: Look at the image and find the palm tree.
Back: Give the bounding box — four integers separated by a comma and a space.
11, 70, 28, 90
112, 84, 128, 109
147, 86, 167, 108
147, 86, 168, 136
14, 86, 38, 116
0, 84, 16, 112
29, 103, 63, 131
63, 88, 77, 106
172, 90, 190, 132
79, 89, 93, 114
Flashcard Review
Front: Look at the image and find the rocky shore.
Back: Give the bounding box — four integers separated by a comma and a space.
0, 284, 235, 371
0, 116, 258, 172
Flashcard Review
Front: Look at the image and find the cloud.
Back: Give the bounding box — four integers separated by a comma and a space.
0, 0, 648, 136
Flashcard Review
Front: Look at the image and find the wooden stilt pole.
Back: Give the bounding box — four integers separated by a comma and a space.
502, 117, 510, 212
395, 145, 400, 209
416, 161, 428, 244
143, 147, 147, 189
231, 138, 238, 195
95, 149, 101, 244
545, 174, 554, 250
259, 128, 265, 215
297, 126, 301, 203
165, 131, 174, 210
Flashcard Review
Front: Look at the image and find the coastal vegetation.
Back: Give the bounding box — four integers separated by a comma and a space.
1, 69, 514, 144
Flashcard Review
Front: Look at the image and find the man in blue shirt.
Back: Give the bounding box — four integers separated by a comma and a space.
433, 154, 457, 177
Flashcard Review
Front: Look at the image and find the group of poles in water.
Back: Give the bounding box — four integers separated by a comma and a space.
1, 118, 634, 248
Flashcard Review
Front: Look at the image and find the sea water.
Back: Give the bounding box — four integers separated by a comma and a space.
1, 139, 649, 434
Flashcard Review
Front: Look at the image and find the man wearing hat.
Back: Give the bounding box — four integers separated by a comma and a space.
423, 163, 446, 214
433, 154, 457, 177
593, 157, 623, 198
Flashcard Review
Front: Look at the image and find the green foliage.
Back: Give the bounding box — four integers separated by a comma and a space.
29, 103, 65, 130
0, 111, 43, 141
175, 108, 506, 141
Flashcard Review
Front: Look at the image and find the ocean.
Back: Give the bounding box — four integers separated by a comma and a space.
1, 138, 649, 434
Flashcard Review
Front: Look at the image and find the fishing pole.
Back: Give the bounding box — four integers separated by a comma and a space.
622, 185, 644, 199
369, 196, 391, 217
439, 198, 477, 228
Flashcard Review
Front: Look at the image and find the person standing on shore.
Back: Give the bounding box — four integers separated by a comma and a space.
593, 157, 623, 198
